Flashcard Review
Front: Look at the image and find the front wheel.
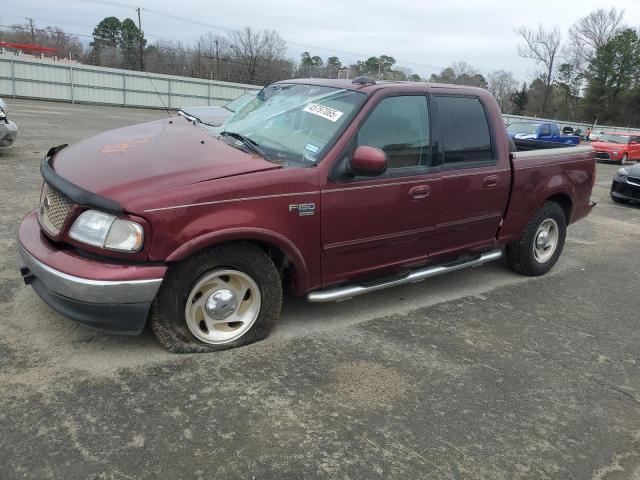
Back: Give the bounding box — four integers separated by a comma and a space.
505, 201, 567, 276
620, 153, 628, 165
150, 243, 282, 353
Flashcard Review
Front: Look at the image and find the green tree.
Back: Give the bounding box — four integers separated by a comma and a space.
364, 56, 380, 75
409, 73, 422, 82
583, 29, 640, 124
90, 16, 121, 66
326, 56, 342, 78
510, 84, 528, 115
119, 18, 145, 70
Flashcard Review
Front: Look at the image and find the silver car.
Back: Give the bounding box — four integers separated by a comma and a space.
178, 91, 258, 127
0, 99, 17, 147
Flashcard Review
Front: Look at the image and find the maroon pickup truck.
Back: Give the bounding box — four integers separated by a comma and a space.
17, 78, 596, 352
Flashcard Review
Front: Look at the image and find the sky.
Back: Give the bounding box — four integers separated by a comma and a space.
3, 0, 639, 82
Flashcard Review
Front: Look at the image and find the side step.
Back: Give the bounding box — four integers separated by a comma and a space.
307, 249, 503, 303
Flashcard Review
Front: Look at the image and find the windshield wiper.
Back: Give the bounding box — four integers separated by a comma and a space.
219, 131, 270, 160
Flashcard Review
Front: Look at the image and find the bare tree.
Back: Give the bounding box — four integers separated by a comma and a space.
451, 60, 478, 78
515, 24, 562, 115
487, 70, 518, 113
566, 7, 625, 70
229, 26, 287, 84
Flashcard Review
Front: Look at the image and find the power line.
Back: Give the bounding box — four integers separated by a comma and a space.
75, 0, 446, 72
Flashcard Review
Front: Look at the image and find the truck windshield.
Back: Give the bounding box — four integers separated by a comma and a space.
507, 122, 540, 134
599, 134, 629, 144
214, 84, 366, 165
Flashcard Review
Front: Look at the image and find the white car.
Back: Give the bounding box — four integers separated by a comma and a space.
0, 99, 17, 147
589, 130, 605, 141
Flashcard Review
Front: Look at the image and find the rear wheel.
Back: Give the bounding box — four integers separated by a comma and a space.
150, 243, 282, 353
505, 201, 567, 276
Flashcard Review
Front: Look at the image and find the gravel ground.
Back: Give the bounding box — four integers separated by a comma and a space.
1, 98, 639, 479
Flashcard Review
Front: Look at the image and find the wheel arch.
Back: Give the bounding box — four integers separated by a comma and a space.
165, 228, 310, 294
545, 192, 573, 225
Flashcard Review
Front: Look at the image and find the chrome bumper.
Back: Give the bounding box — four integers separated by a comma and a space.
18, 242, 163, 304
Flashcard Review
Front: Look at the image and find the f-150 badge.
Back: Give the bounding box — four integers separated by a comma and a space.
289, 203, 315, 216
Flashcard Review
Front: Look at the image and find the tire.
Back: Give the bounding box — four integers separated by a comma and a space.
620, 153, 628, 165
505, 201, 567, 276
611, 194, 629, 204
150, 243, 282, 353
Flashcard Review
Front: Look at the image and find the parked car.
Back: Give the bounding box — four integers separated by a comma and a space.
591, 133, 640, 165
507, 121, 580, 145
0, 98, 18, 147
588, 130, 605, 141
611, 163, 640, 204
178, 91, 258, 127
17, 79, 597, 352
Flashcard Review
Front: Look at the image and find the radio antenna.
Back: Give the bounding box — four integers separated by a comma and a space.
146, 71, 171, 118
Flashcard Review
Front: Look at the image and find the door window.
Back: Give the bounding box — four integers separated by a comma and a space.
356, 96, 430, 171
434, 96, 493, 166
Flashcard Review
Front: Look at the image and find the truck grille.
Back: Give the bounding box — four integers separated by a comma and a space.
595, 151, 611, 160
38, 184, 73, 235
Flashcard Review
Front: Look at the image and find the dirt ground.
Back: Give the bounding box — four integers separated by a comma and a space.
1, 98, 639, 479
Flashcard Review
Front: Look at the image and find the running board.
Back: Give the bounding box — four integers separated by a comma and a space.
307, 249, 503, 303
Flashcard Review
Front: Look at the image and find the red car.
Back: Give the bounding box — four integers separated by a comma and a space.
591, 133, 640, 164
18, 78, 597, 352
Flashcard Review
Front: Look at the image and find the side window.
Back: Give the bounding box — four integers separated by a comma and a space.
434, 96, 493, 166
357, 96, 430, 171
541, 124, 551, 136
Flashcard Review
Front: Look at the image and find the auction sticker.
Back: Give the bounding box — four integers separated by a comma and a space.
303, 103, 344, 122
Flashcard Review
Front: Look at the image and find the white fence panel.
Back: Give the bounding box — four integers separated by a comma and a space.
0, 56, 261, 109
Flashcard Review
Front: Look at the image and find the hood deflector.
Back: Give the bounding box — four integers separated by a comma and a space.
41, 144, 125, 215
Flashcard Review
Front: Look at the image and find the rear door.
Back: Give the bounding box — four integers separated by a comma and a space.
320, 94, 439, 286
429, 95, 510, 259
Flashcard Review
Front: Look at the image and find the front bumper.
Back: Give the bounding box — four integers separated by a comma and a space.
18, 211, 166, 334
611, 177, 640, 202
0, 120, 17, 147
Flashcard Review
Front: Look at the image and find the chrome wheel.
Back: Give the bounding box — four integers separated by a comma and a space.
533, 218, 559, 263
185, 269, 261, 345
621, 154, 628, 165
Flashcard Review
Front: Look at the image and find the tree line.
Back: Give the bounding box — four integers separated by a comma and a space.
1, 7, 639, 127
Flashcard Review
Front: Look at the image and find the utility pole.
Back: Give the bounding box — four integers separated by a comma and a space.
135, 7, 144, 71
214, 39, 220, 80
25, 17, 38, 57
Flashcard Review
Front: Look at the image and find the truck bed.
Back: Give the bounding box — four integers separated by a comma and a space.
498, 145, 596, 244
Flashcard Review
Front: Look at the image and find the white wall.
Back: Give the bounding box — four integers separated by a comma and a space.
0, 55, 262, 109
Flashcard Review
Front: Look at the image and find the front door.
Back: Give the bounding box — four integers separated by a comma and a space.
320, 94, 439, 287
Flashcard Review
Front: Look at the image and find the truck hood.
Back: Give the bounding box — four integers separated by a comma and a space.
51, 118, 280, 207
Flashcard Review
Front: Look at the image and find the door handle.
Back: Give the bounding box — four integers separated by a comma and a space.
483, 175, 499, 188
408, 185, 431, 200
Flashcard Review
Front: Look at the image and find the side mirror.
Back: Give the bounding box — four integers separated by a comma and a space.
349, 146, 388, 176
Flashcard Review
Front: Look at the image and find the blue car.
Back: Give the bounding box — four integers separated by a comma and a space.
507, 121, 580, 145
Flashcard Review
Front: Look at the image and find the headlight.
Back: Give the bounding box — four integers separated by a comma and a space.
69, 210, 144, 252
617, 168, 629, 177
0, 108, 5, 120
612, 151, 619, 158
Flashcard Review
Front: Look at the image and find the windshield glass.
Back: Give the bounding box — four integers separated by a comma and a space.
599, 134, 629, 144
507, 122, 540, 134
217, 83, 366, 166
225, 92, 257, 113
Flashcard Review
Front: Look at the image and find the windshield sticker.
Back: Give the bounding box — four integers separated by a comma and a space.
304, 143, 320, 154
303, 103, 344, 123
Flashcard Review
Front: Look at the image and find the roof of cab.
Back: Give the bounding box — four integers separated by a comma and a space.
276, 77, 489, 95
